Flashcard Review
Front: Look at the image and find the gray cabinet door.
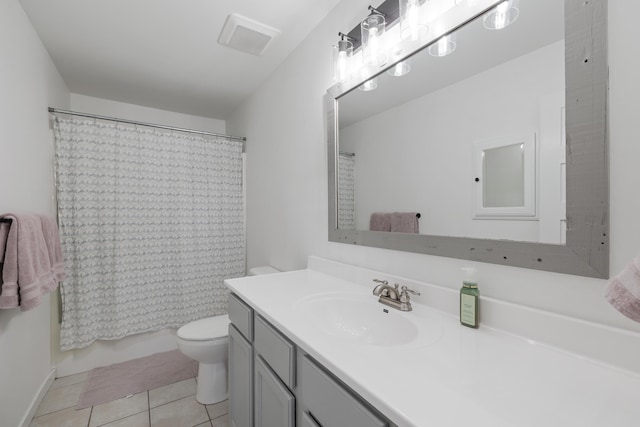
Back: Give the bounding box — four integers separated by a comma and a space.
229, 324, 253, 427
301, 411, 322, 427
254, 355, 295, 427
254, 315, 296, 388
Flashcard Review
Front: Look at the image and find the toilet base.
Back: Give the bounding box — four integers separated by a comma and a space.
196, 361, 228, 404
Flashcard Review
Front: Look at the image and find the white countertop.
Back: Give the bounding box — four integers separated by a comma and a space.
226, 267, 640, 427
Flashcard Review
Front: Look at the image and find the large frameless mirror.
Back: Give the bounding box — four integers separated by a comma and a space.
327, 0, 608, 278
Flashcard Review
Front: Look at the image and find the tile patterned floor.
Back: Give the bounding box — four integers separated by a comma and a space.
30, 373, 229, 427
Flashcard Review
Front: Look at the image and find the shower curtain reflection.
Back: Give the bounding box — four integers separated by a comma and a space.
338, 152, 356, 230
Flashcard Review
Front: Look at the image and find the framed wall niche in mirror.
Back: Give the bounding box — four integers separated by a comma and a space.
326, 0, 608, 278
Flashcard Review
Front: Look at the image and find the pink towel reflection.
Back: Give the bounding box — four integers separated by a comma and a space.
390, 212, 419, 234
370, 212, 391, 231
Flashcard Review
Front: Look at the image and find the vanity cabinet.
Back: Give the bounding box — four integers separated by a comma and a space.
255, 355, 295, 427
297, 354, 388, 427
228, 292, 392, 427
228, 294, 254, 427
253, 314, 296, 427
229, 325, 253, 427
300, 411, 322, 427
229, 293, 297, 427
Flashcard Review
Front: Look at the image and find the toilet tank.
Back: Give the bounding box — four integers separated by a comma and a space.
248, 266, 280, 276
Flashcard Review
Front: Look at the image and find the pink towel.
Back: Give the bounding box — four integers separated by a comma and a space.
0, 213, 64, 311
390, 212, 419, 234
605, 255, 640, 323
370, 213, 391, 231
37, 214, 66, 283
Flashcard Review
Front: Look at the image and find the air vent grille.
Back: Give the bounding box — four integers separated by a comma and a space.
218, 13, 280, 56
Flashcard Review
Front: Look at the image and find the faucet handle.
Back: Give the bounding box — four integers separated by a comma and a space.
400, 285, 421, 296
398, 285, 421, 304
373, 279, 388, 285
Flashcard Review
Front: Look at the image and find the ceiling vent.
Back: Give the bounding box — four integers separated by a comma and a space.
218, 14, 280, 56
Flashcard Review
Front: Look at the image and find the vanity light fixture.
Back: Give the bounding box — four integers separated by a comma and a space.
483, 0, 520, 30
388, 60, 411, 76
359, 77, 379, 91
333, 33, 354, 83
428, 32, 456, 57
399, 0, 427, 41
361, 7, 387, 67
387, 46, 411, 77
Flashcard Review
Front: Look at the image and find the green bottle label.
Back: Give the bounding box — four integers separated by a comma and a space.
460, 293, 477, 327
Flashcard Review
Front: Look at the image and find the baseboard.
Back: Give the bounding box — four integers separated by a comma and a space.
20, 368, 56, 427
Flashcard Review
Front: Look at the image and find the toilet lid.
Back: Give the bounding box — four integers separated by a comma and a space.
177, 314, 229, 341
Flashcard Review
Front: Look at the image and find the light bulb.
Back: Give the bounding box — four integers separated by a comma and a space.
369, 27, 381, 62
388, 60, 411, 77
429, 33, 456, 57
359, 78, 378, 91
400, 0, 425, 41
361, 14, 386, 67
333, 39, 353, 83
483, 0, 520, 30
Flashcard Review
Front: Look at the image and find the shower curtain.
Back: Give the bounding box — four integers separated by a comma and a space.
54, 117, 245, 351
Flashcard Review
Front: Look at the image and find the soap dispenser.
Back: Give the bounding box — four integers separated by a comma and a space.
460, 267, 479, 328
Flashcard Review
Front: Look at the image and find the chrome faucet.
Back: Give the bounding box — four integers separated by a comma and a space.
372, 279, 421, 311
372, 279, 399, 300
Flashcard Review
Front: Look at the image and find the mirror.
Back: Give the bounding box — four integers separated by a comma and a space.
327, 0, 608, 278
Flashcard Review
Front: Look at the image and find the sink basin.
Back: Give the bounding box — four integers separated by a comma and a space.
295, 292, 420, 346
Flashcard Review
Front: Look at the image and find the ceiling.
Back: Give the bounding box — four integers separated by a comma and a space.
19, 0, 342, 119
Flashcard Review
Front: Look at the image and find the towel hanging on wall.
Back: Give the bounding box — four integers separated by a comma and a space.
0, 213, 66, 311
605, 254, 640, 323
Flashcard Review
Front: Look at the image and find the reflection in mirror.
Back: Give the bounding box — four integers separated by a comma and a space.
328, 0, 608, 278
337, 152, 356, 230
338, 0, 564, 243
483, 144, 524, 208
472, 132, 537, 221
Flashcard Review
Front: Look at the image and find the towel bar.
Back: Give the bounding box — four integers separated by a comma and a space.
0, 218, 11, 223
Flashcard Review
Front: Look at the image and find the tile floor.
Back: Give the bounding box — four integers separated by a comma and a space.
30, 372, 229, 427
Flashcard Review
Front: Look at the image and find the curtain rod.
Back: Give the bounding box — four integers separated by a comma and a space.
48, 107, 247, 142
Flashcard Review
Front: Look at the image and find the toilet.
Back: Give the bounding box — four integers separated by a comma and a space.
176, 266, 279, 404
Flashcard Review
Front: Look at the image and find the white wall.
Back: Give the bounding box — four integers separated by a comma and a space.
53, 94, 227, 377
69, 94, 226, 134
227, 0, 640, 353
340, 41, 564, 242
0, 1, 70, 426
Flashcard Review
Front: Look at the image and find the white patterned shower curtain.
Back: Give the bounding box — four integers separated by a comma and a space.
54, 117, 245, 351
337, 152, 356, 229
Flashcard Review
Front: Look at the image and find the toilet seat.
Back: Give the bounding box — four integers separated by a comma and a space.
177, 314, 229, 341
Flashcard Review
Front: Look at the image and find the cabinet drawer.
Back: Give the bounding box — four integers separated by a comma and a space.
228, 293, 253, 341
254, 315, 296, 389
299, 355, 388, 427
